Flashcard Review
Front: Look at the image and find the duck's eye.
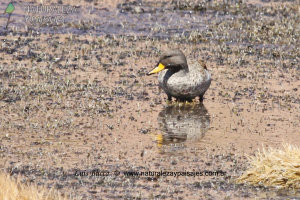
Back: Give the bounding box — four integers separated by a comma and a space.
162, 55, 172, 60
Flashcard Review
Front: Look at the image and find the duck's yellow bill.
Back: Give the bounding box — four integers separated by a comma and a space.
148, 63, 165, 75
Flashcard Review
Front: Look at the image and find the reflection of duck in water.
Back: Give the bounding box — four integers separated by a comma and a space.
148, 49, 211, 102
155, 103, 210, 146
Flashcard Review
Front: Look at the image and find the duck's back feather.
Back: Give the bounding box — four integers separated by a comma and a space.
158, 60, 211, 100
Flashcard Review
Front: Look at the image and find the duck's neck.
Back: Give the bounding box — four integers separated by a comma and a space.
182, 63, 189, 73
170, 65, 189, 74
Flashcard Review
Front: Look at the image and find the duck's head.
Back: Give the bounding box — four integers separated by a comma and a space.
148, 49, 188, 75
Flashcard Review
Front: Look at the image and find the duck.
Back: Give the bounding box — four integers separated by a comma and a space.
148, 49, 211, 102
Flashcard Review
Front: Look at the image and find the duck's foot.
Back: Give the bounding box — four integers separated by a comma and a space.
166, 95, 173, 105
166, 96, 203, 106
167, 98, 192, 107
176, 98, 193, 103
166, 99, 173, 105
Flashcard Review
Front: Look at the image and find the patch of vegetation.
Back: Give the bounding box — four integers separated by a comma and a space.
237, 144, 300, 189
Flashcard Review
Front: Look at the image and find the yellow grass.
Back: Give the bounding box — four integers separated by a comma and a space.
236, 143, 300, 189
0, 172, 70, 200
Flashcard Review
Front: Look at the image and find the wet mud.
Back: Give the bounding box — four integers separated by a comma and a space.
0, 0, 299, 199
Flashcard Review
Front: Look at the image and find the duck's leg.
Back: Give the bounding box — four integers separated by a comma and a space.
199, 94, 204, 102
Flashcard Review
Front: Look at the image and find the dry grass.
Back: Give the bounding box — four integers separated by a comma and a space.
237, 144, 300, 189
0, 172, 70, 200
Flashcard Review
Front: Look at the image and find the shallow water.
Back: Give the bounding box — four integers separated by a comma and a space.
0, 1, 220, 38
153, 103, 210, 153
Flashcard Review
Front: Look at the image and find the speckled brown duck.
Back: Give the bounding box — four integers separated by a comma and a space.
148, 49, 211, 101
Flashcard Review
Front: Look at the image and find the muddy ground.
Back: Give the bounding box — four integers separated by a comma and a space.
0, 0, 299, 199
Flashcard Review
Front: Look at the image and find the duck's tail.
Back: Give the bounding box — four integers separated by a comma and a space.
198, 59, 207, 70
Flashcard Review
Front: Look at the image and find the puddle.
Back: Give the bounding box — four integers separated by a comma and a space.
155, 103, 210, 143
0, 1, 210, 38
150, 103, 210, 156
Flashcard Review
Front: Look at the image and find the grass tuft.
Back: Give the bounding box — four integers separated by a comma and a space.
236, 143, 300, 189
0, 172, 70, 200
